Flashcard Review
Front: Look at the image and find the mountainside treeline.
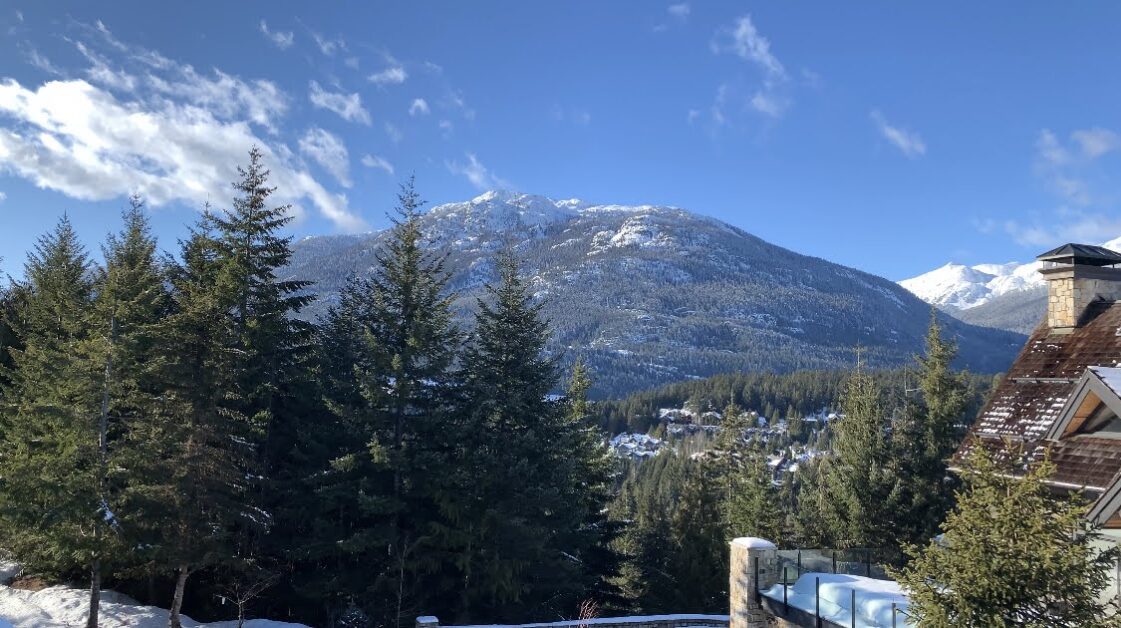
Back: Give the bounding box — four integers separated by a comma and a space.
0, 153, 614, 628
596, 367, 997, 436
287, 192, 1026, 398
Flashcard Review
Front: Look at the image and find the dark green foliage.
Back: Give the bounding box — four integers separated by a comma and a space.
804, 364, 898, 549
895, 448, 1121, 626
888, 313, 972, 547
0, 216, 98, 576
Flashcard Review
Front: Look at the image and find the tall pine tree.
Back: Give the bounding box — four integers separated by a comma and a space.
83, 198, 171, 626
0, 216, 101, 603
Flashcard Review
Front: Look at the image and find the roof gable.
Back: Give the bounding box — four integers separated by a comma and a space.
1045, 367, 1121, 441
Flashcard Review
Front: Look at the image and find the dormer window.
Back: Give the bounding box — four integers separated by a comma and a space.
1075, 402, 1121, 437
1047, 367, 1121, 441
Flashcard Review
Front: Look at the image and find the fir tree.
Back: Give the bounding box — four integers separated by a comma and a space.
83, 199, 170, 626
895, 447, 1121, 626
315, 178, 460, 626
813, 362, 897, 548
0, 216, 99, 594
890, 313, 972, 547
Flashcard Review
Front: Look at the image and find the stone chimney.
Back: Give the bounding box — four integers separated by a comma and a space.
1038, 243, 1121, 332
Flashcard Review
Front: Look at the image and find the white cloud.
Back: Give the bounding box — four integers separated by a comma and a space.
27, 48, 62, 76
361, 154, 394, 176
308, 80, 371, 125
369, 66, 407, 86
438, 119, 453, 137
299, 127, 351, 188
712, 15, 786, 79
259, 20, 294, 50
750, 90, 785, 118
446, 153, 511, 191
870, 110, 926, 158
1033, 128, 1121, 205
147, 65, 288, 134
1071, 127, 1121, 159
75, 41, 138, 92
384, 121, 403, 144
312, 32, 345, 56
0, 191, 6, 203
0, 78, 365, 231
668, 3, 691, 20
1002, 211, 1121, 248
409, 98, 429, 116
707, 16, 794, 120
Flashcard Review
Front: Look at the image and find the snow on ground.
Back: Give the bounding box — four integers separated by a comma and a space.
0, 581, 308, 628
761, 573, 913, 628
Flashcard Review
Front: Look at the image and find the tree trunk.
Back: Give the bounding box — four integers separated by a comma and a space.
86, 558, 101, 628
168, 564, 189, 628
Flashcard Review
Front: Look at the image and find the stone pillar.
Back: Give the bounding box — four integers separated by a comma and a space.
417, 616, 439, 628
729, 537, 778, 628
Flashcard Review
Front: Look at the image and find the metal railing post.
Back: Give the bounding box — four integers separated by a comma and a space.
815, 576, 821, 628
783, 566, 789, 613
865, 548, 872, 577
832, 550, 836, 574
797, 549, 802, 576
892, 602, 897, 628
850, 589, 856, 628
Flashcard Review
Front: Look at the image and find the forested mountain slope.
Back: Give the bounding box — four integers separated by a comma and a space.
287, 191, 1024, 397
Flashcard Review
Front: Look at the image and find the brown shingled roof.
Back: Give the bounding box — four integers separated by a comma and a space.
953, 302, 1121, 488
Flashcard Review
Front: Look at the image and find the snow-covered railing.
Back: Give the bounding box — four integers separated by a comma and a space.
426, 614, 729, 628
759, 573, 912, 628
731, 538, 913, 628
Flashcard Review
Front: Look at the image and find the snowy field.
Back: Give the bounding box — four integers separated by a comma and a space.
0, 561, 307, 628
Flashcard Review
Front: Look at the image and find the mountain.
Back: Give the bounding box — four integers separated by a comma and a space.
287, 190, 1025, 397
899, 236, 1121, 335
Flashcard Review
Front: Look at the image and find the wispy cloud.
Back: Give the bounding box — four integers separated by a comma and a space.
551, 105, 591, 126
1034, 127, 1121, 205
1001, 210, 1121, 248
712, 15, 785, 79
259, 20, 294, 50
708, 15, 792, 120
369, 66, 407, 86
384, 121, 403, 144
446, 153, 511, 190
308, 80, 371, 125
0, 191, 6, 203
312, 31, 345, 56
26, 48, 63, 75
299, 127, 351, 187
870, 110, 926, 158
409, 98, 429, 116
667, 3, 691, 20
361, 154, 395, 176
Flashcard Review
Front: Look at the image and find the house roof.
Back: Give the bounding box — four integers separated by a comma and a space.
1037, 243, 1121, 266
954, 302, 1121, 497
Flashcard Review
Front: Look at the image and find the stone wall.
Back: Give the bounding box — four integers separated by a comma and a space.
1045, 268, 1121, 329
728, 538, 778, 628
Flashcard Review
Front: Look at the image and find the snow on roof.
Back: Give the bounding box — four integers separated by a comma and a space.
1092, 366, 1121, 398
731, 537, 777, 550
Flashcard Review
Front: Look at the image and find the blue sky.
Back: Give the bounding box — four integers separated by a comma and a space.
1, 2, 1120, 281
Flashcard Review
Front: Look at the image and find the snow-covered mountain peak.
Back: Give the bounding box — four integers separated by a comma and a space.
900, 236, 1121, 312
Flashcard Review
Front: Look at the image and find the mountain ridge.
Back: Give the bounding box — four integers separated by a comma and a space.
899, 235, 1121, 334
288, 191, 1025, 397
